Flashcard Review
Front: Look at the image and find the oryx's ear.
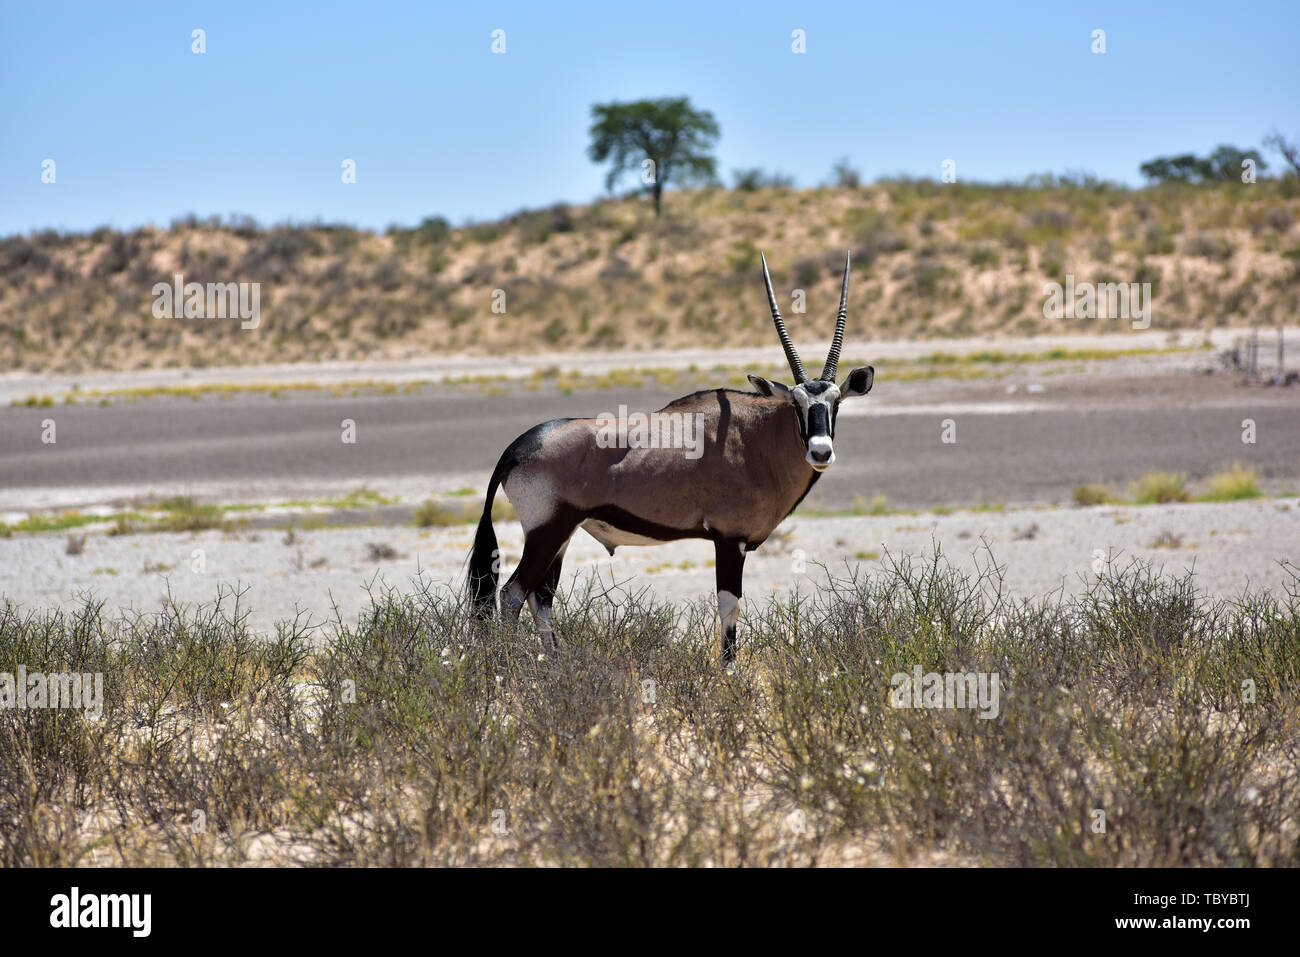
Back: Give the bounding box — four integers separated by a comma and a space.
747, 374, 791, 398
840, 366, 874, 398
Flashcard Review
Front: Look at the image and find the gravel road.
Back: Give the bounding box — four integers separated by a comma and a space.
3, 347, 1298, 514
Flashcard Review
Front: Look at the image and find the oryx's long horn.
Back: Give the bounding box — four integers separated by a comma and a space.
760, 252, 808, 383
821, 250, 851, 381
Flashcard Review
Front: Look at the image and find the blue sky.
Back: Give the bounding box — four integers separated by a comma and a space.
2, 0, 1296, 236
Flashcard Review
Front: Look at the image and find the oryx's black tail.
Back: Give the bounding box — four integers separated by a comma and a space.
469, 455, 509, 620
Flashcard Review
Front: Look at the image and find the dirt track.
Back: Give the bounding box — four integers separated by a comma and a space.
3, 499, 1294, 637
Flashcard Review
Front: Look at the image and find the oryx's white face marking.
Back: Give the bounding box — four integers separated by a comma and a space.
791, 380, 842, 472
747, 366, 873, 474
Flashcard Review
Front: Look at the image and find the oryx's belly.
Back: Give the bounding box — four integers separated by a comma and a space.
580, 519, 670, 550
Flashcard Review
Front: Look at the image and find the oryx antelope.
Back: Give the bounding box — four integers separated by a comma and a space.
469, 252, 874, 663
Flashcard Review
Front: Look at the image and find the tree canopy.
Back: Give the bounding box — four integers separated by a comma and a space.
1139, 144, 1268, 183
587, 97, 720, 215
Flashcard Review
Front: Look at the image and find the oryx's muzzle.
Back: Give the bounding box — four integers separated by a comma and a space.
793, 380, 840, 471
806, 435, 834, 470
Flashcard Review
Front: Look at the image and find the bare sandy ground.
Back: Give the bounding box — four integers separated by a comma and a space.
4, 499, 1294, 637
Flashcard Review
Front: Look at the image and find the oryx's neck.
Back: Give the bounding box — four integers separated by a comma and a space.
749, 395, 813, 472
731, 394, 821, 521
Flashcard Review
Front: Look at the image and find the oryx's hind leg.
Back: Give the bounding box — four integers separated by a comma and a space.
500, 461, 578, 645
527, 542, 568, 651
501, 515, 576, 639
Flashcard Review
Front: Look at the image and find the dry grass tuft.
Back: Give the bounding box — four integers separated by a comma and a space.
2, 551, 1297, 867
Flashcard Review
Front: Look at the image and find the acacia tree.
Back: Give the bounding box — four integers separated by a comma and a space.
1264, 130, 1300, 176
587, 97, 719, 216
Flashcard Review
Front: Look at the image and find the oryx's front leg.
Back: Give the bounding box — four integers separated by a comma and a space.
714, 537, 747, 665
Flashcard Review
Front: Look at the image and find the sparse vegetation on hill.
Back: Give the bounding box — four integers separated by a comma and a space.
3, 178, 1298, 374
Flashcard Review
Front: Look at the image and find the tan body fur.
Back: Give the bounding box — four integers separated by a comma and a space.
503, 388, 817, 550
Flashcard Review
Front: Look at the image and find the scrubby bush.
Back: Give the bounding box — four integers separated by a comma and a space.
1203, 463, 1261, 501
732, 168, 795, 191
3, 552, 1296, 867
1072, 484, 1114, 506
1132, 471, 1191, 504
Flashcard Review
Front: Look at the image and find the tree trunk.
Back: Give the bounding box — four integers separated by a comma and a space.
652, 181, 663, 217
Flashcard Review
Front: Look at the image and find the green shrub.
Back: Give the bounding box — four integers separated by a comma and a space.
1132, 471, 1190, 504
1201, 463, 1261, 501
1072, 484, 1114, 506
